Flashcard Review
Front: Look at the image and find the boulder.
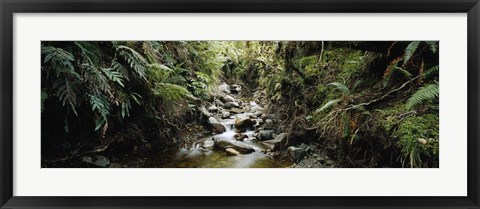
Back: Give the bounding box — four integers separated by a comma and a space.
224, 102, 240, 109
214, 140, 255, 154
208, 117, 226, 133
258, 130, 274, 141
199, 106, 213, 118
218, 83, 230, 94
208, 104, 219, 112
288, 146, 306, 163
235, 115, 255, 130
234, 133, 248, 141
230, 108, 244, 114
221, 95, 236, 103
203, 139, 215, 149
221, 111, 231, 119
262, 133, 287, 151
231, 85, 242, 94
225, 148, 241, 156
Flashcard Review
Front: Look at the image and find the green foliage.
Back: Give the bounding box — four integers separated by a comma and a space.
327, 82, 351, 96
396, 114, 439, 168
406, 82, 439, 110
403, 41, 420, 65
116, 45, 148, 80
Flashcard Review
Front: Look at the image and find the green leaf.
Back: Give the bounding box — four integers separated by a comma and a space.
316, 98, 342, 113
403, 41, 420, 65
406, 83, 439, 110
327, 82, 350, 96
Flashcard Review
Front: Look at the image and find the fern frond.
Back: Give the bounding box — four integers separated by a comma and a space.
425, 41, 438, 54
406, 83, 439, 110
53, 78, 78, 116
100, 67, 125, 87
424, 65, 439, 79
89, 94, 111, 131
327, 82, 350, 96
74, 42, 102, 66
116, 45, 148, 80
42, 46, 78, 78
383, 57, 402, 87
403, 41, 420, 65
316, 98, 342, 112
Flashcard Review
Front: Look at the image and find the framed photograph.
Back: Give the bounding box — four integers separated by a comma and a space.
1, 0, 479, 208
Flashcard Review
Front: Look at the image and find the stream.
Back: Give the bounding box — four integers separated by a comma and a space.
143, 88, 291, 168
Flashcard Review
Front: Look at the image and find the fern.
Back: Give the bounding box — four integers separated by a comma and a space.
425, 41, 438, 54
316, 98, 342, 112
89, 94, 111, 131
424, 65, 439, 79
53, 78, 78, 116
74, 41, 102, 66
406, 83, 439, 110
327, 82, 350, 96
100, 67, 125, 87
42, 46, 79, 78
116, 45, 148, 80
403, 41, 420, 65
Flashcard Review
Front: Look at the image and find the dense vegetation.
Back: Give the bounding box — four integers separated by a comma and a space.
41, 41, 439, 168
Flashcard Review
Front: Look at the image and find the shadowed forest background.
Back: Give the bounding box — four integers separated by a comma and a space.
41, 41, 439, 168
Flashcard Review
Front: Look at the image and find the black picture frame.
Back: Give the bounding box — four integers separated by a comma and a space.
1, 0, 479, 208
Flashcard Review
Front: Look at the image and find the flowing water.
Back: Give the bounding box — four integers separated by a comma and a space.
144, 101, 290, 168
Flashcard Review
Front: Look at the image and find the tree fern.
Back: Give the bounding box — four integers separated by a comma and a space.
406, 82, 439, 110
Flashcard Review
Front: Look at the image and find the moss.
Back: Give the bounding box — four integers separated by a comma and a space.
395, 114, 439, 168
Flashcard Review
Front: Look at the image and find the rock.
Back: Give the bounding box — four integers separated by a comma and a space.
288, 146, 306, 163
234, 133, 248, 141
199, 106, 213, 118
208, 104, 218, 112
231, 84, 242, 94
225, 148, 241, 156
203, 139, 215, 149
258, 130, 274, 141
254, 111, 263, 117
214, 99, 225, 107
262, 133, 287, 151
326, 159, 335, 165
221, 111, 231, 118
218, 83, 230, 94
214, 140, 255, 154
230, 107, 244, 114
208, 117, 226, 133
224, 102, 240, 109
417, 138, 428, 145
235, 115, 255, 130
221, 95, 236, 103
81, 155, 110, 167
